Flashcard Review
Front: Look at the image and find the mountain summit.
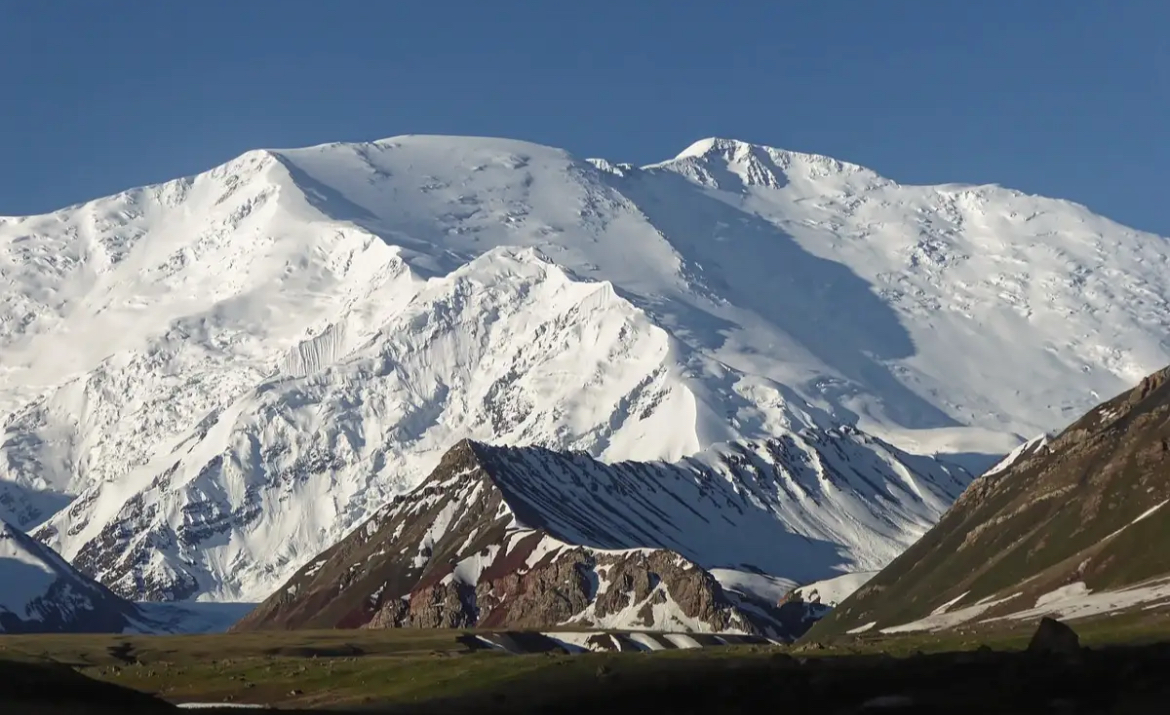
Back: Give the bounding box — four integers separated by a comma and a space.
2, 135, 1169, 602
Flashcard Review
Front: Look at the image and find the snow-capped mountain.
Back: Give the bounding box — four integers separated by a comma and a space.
235, 436, 964, 637
0, 517, 141, 632
3, 134, 1170, 603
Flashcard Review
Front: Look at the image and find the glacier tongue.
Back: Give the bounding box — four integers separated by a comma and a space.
2, 133, 1170, 603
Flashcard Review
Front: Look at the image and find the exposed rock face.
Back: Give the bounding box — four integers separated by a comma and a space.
363, 547, 740, 632
808, 366, 1170, 637
235, 437, 942, 638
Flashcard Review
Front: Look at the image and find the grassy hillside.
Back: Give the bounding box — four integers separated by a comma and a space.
807, 367, 1170, 639
7, 623, 1170, 713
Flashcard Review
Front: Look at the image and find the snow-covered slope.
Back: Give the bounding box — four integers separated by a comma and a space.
235, 437, 963, 637
0, 517, 141, 632
3, 134, 1170, 602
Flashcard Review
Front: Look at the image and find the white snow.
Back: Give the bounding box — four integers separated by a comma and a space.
1131, 500, 1168, 525
177, 705, 266, 710
540, 632, 592, 652
790, 571, 878, 607
565, 579, 734, 634
524, 536, 566, 571
1035, 582, 1091, 609
0, 517, 138, 632
984, 434, 1050, 476
880, 593, 1022, 633
3, 134, 1170, 603
0, 520, 60, 618
987, 577, 1170, 622
930, 591, 971, 616
471, 440, 964, 606
662, 633, 704, 649
710, 569, 798, 604
1103, 499, 1169, 542
846, 621, 877, 634
473, 634, 521, 653
449, 544, 500, 585
628, 632, 668, 651
301, 559, 327, 578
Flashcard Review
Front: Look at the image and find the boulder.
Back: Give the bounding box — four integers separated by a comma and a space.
1027, 617, 1080, 656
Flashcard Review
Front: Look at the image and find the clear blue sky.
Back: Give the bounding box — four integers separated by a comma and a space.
3, 1, 1167, 233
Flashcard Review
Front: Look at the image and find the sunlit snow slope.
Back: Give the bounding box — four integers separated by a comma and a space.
3, 135, 1169, 601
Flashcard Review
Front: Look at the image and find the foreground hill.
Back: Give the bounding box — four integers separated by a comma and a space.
3, 134, 1170, 602
808, 366, 1170, 637
0, 657, 175, 714
234, 435, 967, 637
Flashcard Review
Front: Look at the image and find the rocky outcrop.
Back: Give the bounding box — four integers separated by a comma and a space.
1028, 617, 1080, 656
363, 547, 744, 632
235, 437, 942, 638
808, 366, 1170, 637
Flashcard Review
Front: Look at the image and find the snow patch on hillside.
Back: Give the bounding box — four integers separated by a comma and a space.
880, 593, 1022, 633
711, 569, 797, 605
791, 571, 878, 607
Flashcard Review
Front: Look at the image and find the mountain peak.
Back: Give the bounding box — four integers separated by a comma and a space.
657, 136, 883, 191
673, 137, 761, 161
6, 130, 1170, 609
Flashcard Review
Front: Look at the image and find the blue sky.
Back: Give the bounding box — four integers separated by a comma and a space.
2, 1, 1167, 233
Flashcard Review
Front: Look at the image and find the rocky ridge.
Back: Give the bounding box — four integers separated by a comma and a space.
235, 433, 969, 637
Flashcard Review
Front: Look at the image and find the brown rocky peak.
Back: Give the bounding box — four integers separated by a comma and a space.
234, 437, 874, 638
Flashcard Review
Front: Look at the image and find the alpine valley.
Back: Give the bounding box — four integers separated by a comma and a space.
3, 135, 1170, 633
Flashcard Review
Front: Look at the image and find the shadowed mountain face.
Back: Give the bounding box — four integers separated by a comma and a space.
234, 434, 969, 638
809, 366, 1170, 637
0, 518, 142, 633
